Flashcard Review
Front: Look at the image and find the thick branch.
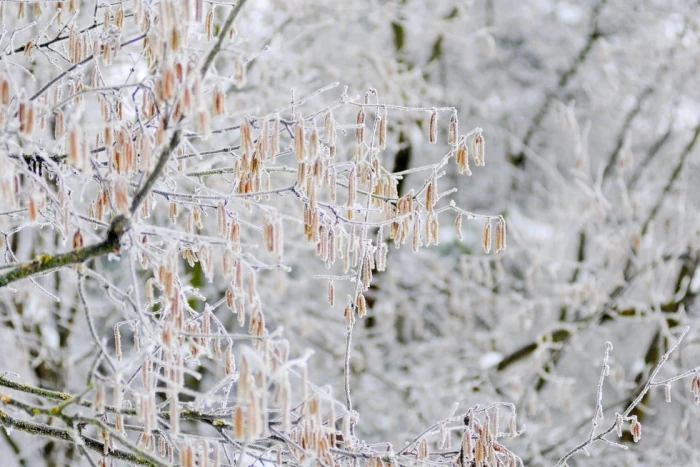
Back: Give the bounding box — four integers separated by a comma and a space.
0, 215, 129, 288
0, 410, 159, 466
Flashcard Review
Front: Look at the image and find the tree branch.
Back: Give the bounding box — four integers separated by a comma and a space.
0, 409, 159, 466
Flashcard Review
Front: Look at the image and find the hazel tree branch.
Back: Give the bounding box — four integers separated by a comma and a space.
0, 409, 159, 466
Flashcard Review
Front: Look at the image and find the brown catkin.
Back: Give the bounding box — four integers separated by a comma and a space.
347, 166, 357, 208
308, 127, 319, 160
448, 111, 458, 145
212, 85, 225, 116
378, 105, 387, 149
456, 137, 471, 175
473, 133, 485, 166
240, 116, 254, 159
356, 293, 367, 317
294, 116, 305, 162
271, 113, 280, 160
462, 427, 473, 461
356, 108, 365, 144
205, 9, 213, 41
615, 413, 623, 437
482, 218, 492, 254
455, 213, 463, 240
0, 75, 10, 106
114, 325, 122, 361
494, 215, 507, 253
233, 406, 245, 440
631, 419, 642, 442
425, 176, 437, 211
234, 55, 246, 88
328, 279, 335, 307
429, 108, 438, 144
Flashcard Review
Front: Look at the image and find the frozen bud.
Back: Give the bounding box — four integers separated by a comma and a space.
665, 383, 672, 403
455, 213, 463, 241
428, 108, 437, 144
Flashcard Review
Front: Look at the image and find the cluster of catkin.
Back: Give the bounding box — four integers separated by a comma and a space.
458, 408, 520, 467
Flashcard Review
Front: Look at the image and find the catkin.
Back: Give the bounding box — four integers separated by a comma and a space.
114, 325, 122, 361
494, 215, 507, 253
429, 108, 438, 144
482, 218, 492, 254
425, 176, 437, 211
347, 166, 357, 209
328, 279, 335, 306
308, 127, 319, 160
269, 113, 280, 162
294, 116, 305, 162
456, 137, 471, 175
233, 406, 245, 441
378, 105, 387, 149
234, 55, 246, 88
240, 116, 254, 159
448, 111, 458, 145
356, 108, 365, 144
472, 133, 485, 166
631, 419, 642, 442
455, 214, 463, 240
205, 9, 213, 41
